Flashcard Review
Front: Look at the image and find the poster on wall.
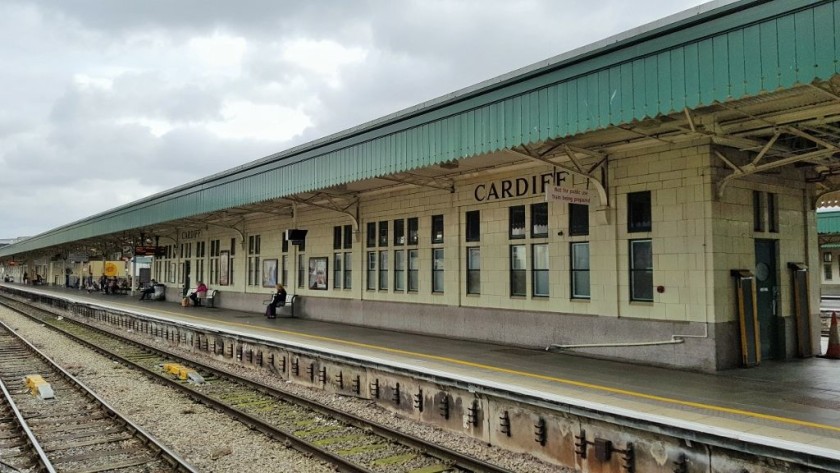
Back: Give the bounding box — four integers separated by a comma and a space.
219, 251, 230, 286
262, 259, 278, 287
308, 257, 328, 290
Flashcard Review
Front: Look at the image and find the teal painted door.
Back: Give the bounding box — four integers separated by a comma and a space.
754, 239, 779, 360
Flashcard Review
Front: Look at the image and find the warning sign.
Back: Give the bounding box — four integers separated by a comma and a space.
546, 186, 591, 205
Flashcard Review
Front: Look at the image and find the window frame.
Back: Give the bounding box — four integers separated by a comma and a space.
629, 239, 653, 302
569, 203, 589, 236
531, 203, 548, 238
531, 243, 549, 297
570, 242, 591, 299
509, 205, 526, 239
510, 244, 526, 297
466, 246, 480, 295
627, 191, 652, 233
465, 210, 480, 242
432, 248, 444, 293
431, 215, 444, 244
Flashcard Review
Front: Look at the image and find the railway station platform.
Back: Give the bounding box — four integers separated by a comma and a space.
4, 283, 840, 471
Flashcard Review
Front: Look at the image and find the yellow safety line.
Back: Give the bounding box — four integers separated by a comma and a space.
121, 302, 840, 434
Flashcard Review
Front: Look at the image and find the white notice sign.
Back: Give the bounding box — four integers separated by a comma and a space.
546, 186, 591, 205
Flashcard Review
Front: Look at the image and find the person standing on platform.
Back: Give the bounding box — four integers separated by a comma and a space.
23, 272, 28, 284
189, 281, 208, 306
266, 283, 287, 318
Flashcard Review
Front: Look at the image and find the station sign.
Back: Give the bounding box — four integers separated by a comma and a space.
68, 252, 89, 262
134, 246, 165, 257
546, 186, 591, 205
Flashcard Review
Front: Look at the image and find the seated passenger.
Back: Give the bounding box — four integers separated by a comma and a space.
189, 281, 208, 306
265, 283, 287, 318
139, 279, 157, 300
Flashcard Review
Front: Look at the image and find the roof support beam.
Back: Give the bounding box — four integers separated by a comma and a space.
283, 196, 360, 231
507, 147, 610, 208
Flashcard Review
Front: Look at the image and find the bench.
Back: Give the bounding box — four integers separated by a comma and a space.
263, 294, 299, 318
185, 287, 219, 308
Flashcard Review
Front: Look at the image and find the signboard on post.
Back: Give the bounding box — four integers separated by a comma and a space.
546, 186, 591, 205
68, 252, 89, 262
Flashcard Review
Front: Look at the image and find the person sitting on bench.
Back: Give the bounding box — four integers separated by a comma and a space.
189, 281, 208, 306
265, 283, 287, 318
139, 279, 157, 300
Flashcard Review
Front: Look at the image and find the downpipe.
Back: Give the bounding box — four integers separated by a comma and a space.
546, 336, 685, 351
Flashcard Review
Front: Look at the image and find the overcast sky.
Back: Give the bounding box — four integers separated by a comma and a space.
0, 0, 711, 239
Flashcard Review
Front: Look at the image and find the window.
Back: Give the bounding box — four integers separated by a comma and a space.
630, 239, 653, 301
466, 247, 480, 295
333, 253, 342, 289
532, 244, 549, 296
569, 204, 589, 236
394, 250, 405, 291
247, 235, 261, 287
333, 226, 342, 250
753, 191, 764, 232
407, 217, 419, 245
432, 248, 444, 293
394, 219, 405, 245
825, 263, 833, 281
282, 237, 288, 253
768, 192, 778, 233
281, 255, 288, 286
509, 206, 526, 239
343, 224, 353, 249
367, 222, 376, 247
466, 210, 480, 242
228, 239, 235, 285
209, 239, 220, 284
378, 221, 388, 247
628, 191, 652, 232
510, 245, 526, 296
297, 254, 306, 288
571, 242, 590, 299
531, 203, 548, 238
379, 250, 389, 290
367, 252, 376, 290
408, 249, 419, 292
431, 215, 444, 244
343, 252, 352, 289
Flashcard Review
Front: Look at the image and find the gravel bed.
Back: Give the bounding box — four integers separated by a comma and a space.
1, 305, 568, 472
0, 306, 334, 473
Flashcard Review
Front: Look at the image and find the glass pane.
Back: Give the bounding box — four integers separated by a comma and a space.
394, 250, 405, 270
511, 271, 526, 296
631, 240, 652, 269
509, 206, 525, 238
367, 252, 376, 290
408, 270, 419, 292
394, 219, 405, 245
408, 218, 419, 245
511, 245, 526, 270
628, 191, 652, 232
572, 243, 589, 270
431, 215, 444, 243
532, 244, 549, 270
569, 203, 589, 236
466, 210, 480, 242
367, 222, 376, 247
467, 247, 480, 270
632, 269, 653, 301
343, 253, 352, 289
408, 250, 419, 270
572, 271, 590, 298
531, 203, 548, 237
467, 270, 480, 294
533, 270, 549, 296
379, 251, 388, 289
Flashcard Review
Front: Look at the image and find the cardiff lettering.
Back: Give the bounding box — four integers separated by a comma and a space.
474, 171, 567, 202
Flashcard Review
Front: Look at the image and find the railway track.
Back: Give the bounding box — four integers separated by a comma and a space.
0, 318, 196, 473
0, 296, 513, 473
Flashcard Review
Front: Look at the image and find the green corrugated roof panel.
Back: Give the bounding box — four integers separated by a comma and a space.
3, 0, 839, 257
818, 211, 840, 234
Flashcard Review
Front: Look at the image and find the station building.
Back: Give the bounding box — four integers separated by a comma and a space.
2, 0, 839, 371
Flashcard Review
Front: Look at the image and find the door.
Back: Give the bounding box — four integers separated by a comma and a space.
754, 239, 779, 360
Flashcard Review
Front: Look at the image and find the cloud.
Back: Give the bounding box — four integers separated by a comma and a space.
0, 0, 708, 237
